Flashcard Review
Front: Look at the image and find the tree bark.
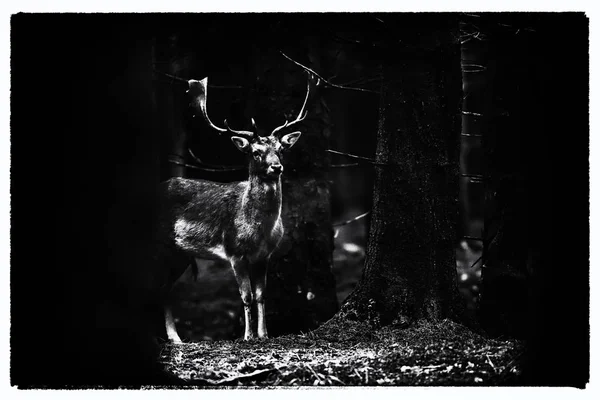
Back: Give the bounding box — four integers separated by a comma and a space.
339, 22, 464, 327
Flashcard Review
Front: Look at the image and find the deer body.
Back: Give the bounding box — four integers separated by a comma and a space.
164, 177, 283, 263
158, 75, 313, 342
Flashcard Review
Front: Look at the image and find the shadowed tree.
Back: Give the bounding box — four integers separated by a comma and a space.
337, 15, 465, 327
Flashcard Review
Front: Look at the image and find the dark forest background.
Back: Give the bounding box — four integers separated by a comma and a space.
10, 13, 588, 386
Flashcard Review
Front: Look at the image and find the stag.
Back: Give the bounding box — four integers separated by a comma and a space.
157, 74, 315, 342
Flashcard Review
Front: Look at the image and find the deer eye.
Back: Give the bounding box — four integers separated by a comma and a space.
252, 150, 261, 160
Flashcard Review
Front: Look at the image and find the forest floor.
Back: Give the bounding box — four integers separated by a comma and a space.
156, 318, 524, 387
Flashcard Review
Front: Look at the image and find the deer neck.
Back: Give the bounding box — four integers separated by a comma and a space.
241, 174, 282, 225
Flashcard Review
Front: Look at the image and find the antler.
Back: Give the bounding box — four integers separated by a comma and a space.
271, 73, 316, 137
224, 119, 255, 139
188, 77, 254, 139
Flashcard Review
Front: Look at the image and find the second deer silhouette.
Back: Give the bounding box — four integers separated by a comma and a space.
158, 73, 316, 342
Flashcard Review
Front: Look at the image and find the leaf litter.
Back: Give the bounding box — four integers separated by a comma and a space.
157, 318, 523, 387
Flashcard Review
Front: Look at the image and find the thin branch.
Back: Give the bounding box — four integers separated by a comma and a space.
168, 158, 245, 172
280, 52, 378, 94
152, 67, 188, 84
498, 351, 525, 378
330, 162, 360, 168
460, 173, 485, 180
305, 364, 323, 385
333, 211, 371, 227
463, 235, 484, 242
188, 149, 245, 170
327, 149, 391, 167
333, 75, 382, 87
462, 64, 487, 73
188, 368, 278, 386
469, 255, 483, 269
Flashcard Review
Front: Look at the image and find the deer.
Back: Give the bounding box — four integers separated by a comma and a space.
156, 73, 315, 342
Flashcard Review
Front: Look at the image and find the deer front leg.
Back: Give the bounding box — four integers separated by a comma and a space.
231, 257, 255, 340
253, 260, 269, 339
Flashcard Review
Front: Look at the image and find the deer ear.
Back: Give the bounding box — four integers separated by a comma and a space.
231, 136, 250, 153
281, 131, 301, 150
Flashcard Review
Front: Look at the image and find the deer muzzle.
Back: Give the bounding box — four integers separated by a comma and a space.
267, 164, 283, 176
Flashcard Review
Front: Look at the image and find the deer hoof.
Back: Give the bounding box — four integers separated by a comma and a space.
168, 335, 183, 344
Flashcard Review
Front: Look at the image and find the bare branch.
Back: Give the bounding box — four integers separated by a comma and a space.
469, 255, 483, 269
188, 148, 245, 170
168, 157, 244, 172
333, 75, 382, 87
462, 110, 484, 117
327, 149, 391, 167
330, 162, 360, 168
333, 211, 371, 227
280, 52, 378, 94
462, 235, 484, 242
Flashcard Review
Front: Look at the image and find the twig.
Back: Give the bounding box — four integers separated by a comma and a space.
498, 351, 525, 378
168, 158, 244, 172
280, 52, 378, 94
327, 149, 391, 167
469, 255, 483, 269
306, 364, 323, 385
463, 235, 484, 242
333, 211, 371, 227
333, 75, 382, 87
486, 354, 498, 372
461, 173, 485, 180
189, 368, 277, 386
188, 148, 245, 170
330, 162, 360, 168
152, 67, 188, 84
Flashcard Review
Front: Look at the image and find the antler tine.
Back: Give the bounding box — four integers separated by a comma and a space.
251, 118, 258, 132
224, 119, 255, 139
270, 120, 289, 137
271, 72, 314, 137
187, 78, 227, 134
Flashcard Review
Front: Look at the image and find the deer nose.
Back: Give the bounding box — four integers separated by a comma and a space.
270, 164, 283, 174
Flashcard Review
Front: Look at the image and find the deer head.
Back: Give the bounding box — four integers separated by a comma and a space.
187, 73, 315, 180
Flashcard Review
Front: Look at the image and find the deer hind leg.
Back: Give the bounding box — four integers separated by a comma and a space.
231, 257, 255, 340
164, 305, 182, 343
253, 260, 269, 339
163, 257, 194, 344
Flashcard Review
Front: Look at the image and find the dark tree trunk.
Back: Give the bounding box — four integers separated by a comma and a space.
456, 19, 488, 318
340, 18, 464, 326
